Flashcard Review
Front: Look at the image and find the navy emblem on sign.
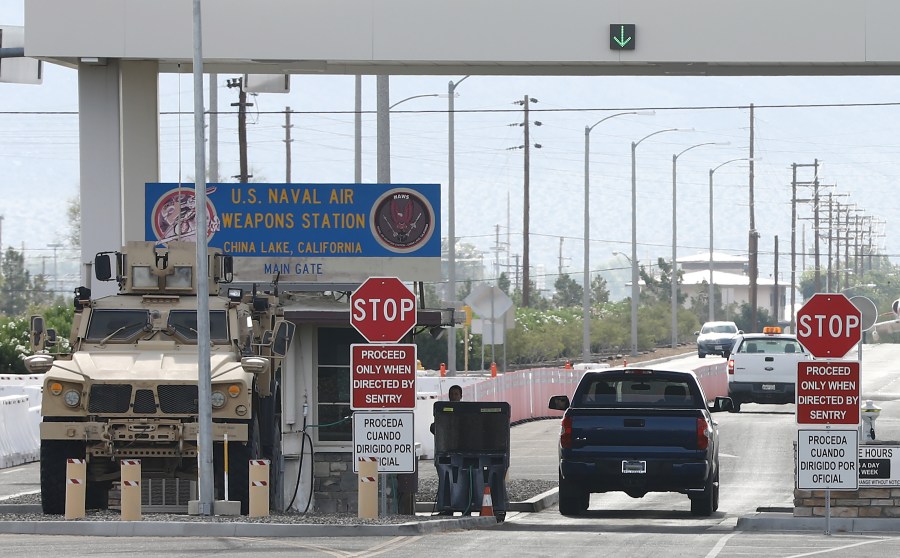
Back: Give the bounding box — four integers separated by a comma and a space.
370, 189, 435, 253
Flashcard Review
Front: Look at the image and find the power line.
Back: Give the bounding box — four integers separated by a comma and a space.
7, 99, 900, 117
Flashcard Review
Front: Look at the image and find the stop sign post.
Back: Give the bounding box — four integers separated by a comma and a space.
351, 277, 417, 343
796, 293, 862, 358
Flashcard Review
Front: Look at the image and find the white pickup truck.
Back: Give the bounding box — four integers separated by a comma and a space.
724, 327, 810, 412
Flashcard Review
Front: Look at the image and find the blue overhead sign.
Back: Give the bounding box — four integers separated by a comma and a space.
145, 183, 441, 283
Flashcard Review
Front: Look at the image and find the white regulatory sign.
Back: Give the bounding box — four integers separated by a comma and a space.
352, 411, 415, 474
859, 444, 900, 487
797, 429, 858, 490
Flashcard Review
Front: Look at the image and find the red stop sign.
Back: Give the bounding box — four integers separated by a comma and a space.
796, 293, 862, 358
350, 277, 417, 343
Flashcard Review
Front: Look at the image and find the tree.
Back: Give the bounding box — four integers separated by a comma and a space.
1, 248, 32, 317
552, 273, 583, 308
689, 281, 725, 325
0, 315, 30, 374
66, 196, 81, 248
638, 257, 687, 305
591, 274, 610, 304
498, 272, 511, 295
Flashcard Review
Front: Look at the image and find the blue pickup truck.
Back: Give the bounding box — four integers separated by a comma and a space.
548, 368, 733, 516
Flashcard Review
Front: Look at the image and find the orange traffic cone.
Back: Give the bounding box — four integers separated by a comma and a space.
480, 486, 494, 518
490, 362, 497, 377
440, 363, 446, 377
564, 360, 572, 369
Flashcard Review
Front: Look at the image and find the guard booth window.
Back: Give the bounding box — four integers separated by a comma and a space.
315, 327, 365, 443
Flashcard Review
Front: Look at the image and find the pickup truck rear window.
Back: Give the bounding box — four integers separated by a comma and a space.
736, 337, 800, 354
575, 375, 699, 408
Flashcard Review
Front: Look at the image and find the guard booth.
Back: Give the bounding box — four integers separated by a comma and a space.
432, 401, 510, 518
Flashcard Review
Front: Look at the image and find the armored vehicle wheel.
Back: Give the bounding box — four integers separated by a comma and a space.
40, 440, 85, 514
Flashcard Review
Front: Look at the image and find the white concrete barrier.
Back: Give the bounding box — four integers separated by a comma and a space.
0, 375, 43, 469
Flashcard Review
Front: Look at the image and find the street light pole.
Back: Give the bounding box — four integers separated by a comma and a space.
582, 111, 652, 363
708, 157, 752, 322
631, 128, 683, 356
671, 142, 725, 348
447, 76, 469, 375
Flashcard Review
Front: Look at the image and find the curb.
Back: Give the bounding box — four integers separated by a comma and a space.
0, 514, 500, 537
737, 512, 900, 533
414, 487, 559, 514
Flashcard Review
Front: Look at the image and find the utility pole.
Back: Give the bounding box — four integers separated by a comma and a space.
790, 164, 797, 332
826, 194, 835, 292
812, 161, 820, 292
47, 243, 63, 296
523, 96, 532, 307
773, 235, 779, 324
209, 74, 218, 182
514, 253, 520, 294
748, 104, 759, 331
511, 95, 541, 307
845, 210, 852, 289
283, 107, 293, 182
494, 224, 503, 281
226, 77, 252, 183
558, 237, 566, 276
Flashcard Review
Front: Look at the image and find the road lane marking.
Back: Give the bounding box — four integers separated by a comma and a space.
704, 532, 735, 558
784, 536, 896, 557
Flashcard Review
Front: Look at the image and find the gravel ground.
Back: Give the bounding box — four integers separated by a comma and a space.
0, 478, 557, 524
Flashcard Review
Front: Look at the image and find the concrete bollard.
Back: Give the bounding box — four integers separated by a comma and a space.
120, 459, 142, 521
65, 458, 86, 520
357, 457, 378, 519
248, 459, 270, 517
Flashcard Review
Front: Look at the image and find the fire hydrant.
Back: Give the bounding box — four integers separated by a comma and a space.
861, 400, 882, 442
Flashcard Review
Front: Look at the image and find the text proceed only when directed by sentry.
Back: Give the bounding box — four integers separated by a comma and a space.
350, 343, 417, 410
796, 362, 861, 425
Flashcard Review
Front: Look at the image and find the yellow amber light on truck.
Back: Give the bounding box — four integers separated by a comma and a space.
49, 382, 63, 396
228, 384, 241, 398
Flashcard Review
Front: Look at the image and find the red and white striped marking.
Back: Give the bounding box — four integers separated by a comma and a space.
121, 459, 140, 466
67, 459, 85, 464
250, 460, 269, 466
358, 457, 377, 463
122, 480, 140, 487
359, 476, 377, 483
66, 479, 83, 485
250, 480, 268, 487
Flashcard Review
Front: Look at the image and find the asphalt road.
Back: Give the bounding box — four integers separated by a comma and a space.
4, 344, 900, 557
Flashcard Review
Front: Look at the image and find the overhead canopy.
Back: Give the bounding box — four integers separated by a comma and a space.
24, 0, 900, 76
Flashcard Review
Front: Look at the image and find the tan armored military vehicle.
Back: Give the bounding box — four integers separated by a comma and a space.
25, 241, 294, 515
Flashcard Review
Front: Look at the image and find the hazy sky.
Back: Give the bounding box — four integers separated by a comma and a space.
4, 2, 900, 297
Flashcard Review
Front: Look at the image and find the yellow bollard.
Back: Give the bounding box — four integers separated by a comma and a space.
357, 457, 378, 519
248, 459, 270, 518
65, 458, 86, 519
120, 459, 142, 521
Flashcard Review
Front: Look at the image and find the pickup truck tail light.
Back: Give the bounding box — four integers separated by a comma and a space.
696, 418, 711, 450
560, 415, 573, 449
727, 358, 735, 375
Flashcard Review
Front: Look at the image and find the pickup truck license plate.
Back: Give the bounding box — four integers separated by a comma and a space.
761, 384, 776, 391
622, 460, 646, 474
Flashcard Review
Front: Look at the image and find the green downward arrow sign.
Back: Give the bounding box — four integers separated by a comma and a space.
609, 24, 636, 50
613, 25, 632, 47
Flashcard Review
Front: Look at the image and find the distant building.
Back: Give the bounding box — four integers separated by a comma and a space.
678, 252, 787, 324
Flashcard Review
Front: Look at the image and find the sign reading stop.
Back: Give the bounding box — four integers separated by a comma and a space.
796, 293, 862, 358
350, 277, 417, 343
